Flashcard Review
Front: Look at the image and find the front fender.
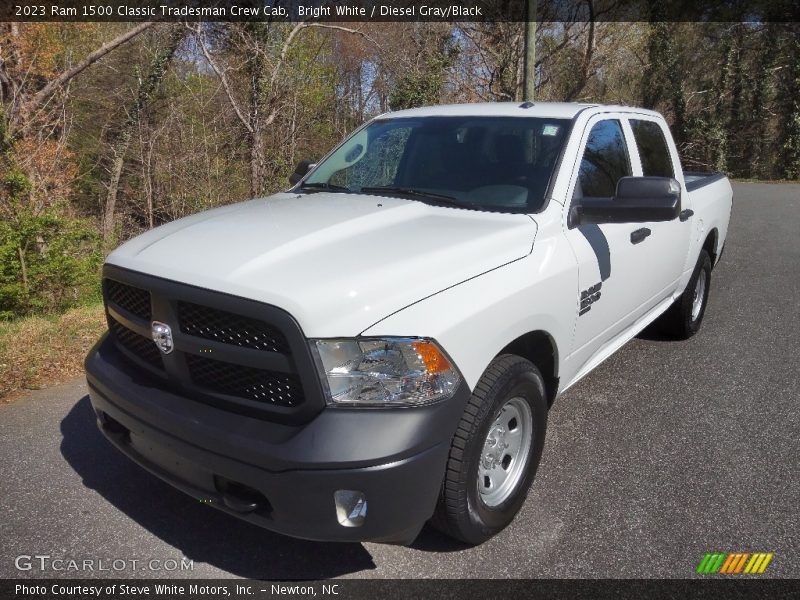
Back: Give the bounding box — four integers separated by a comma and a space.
360, 241, 577, 392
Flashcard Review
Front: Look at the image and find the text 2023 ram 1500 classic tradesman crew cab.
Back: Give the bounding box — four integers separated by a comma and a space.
86, 103, 732, 545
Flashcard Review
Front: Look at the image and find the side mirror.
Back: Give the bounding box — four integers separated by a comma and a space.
570, 176, 681, 226
289, 159, 316, 185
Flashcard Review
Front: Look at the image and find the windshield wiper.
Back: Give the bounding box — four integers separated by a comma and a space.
298, 182, 351, 193
359, 186, 469, 208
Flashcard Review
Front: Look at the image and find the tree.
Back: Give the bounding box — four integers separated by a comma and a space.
0, 23, 153, 316
776, 28, 800, 178
194, 21, 374, 196
388, 25, 458, 110
745, 24, 779, 178
100, 25, 185, 243
0, 22, 154, 136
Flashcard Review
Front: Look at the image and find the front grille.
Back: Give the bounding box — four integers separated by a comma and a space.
101, 266, 323, 423
178, 301, 290, 354
186, 354, 303, 407
106, 279, 151, 320
109, 319, 163, 370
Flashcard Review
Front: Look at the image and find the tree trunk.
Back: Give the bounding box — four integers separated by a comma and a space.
141, 129, 156, 229
710, 29, 736, 173
248, 46, 266, 197
102, 130, 132, 241
563, 17, 595, 102
748, 25, 778, 178
249, 129, 265, 197
642, 21, 668, 109
101, 26, 183, 243
17, 245, 28, 292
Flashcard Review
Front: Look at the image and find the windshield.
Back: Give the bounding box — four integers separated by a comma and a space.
302, 116, 570, 212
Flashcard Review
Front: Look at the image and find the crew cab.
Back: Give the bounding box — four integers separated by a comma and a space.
85, 102, 732, 545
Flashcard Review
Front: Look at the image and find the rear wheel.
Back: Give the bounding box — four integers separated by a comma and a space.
657, 249, 712, 339
431, 354, 548, 544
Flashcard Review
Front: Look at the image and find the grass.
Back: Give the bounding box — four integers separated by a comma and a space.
0, 303, 106, 402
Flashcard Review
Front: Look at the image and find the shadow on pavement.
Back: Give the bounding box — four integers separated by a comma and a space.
635, 321, 678, 342
410, 527, 471, 553
60, 395, 376, 579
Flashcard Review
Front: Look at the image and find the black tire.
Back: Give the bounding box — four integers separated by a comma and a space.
430, 354, 548, 545
656, 249, 712, 339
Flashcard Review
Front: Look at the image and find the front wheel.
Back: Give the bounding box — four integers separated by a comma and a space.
430, 354, 548, 545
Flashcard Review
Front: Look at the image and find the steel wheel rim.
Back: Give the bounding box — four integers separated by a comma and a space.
477, 397, 533, 507
691, 270, 707, 322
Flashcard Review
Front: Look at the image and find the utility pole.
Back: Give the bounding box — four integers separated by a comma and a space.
523, 0, 537, 101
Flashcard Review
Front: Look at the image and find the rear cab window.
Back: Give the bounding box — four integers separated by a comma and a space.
629, 119, 674, 178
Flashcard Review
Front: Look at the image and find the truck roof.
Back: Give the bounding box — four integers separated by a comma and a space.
381, 102, 660, 121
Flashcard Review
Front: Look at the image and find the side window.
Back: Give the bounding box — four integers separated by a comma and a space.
575, 119, 632, 198
630, 119, 674, 178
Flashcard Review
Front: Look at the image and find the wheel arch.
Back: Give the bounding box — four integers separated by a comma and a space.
703, 228, 719, 267
498, 330, 559, 406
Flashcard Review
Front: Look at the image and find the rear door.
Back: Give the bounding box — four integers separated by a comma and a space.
626, 115, 693, 294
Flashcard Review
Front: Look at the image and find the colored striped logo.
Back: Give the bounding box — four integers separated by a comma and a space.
696, 552, 774, 574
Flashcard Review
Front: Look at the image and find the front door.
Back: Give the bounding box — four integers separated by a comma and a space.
562, 116, 654, 383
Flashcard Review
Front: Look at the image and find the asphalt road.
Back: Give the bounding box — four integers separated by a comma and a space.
1, 182, 798, 580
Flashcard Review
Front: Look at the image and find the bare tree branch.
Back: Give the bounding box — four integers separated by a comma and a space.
564, 3, 596, 101
191, 23, 254, 134
28, 22, 155, 115
269, 22, 378, 91
263, 22, 378, 126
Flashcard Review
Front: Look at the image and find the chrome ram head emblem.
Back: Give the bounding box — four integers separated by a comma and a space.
151, 321, 174, 355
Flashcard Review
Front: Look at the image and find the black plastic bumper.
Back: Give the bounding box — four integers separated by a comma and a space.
85, 334, 469, 543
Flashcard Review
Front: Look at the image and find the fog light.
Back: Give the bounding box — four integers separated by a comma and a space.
334, 490, 367, 527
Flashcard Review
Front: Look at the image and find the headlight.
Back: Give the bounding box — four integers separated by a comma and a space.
311, 337, 460, 407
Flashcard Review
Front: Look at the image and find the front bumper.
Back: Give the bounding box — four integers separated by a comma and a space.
85, 334, 469, 543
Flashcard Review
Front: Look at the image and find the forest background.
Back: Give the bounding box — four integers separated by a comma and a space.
1, 4, 798, 394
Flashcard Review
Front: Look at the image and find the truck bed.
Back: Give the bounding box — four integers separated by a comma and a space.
684, 171, 727, 192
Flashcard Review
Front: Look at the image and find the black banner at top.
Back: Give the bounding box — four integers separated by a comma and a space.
2, 0, 800, 23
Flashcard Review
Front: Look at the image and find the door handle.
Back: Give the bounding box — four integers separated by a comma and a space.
630, 228, 651, 245
679, 209, 694, 222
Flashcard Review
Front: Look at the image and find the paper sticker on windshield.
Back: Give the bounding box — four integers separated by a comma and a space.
542, 124, 560, 136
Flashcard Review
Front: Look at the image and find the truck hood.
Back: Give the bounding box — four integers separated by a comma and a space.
107, 192, 537, 337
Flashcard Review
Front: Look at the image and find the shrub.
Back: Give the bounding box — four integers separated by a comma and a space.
0, 202, 102, 319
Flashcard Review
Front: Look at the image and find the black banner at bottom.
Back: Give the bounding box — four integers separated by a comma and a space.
3, 579, 799, 600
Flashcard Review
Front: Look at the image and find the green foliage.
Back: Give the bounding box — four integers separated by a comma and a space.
389, 33, 459, 110
777, 35, 800, 179
389, 69, 446, 111
784, 107, 800, 180
0, 202, 102, 319
2, 168, 32, 199
641, 21, 670, 109
0, 109, 101, 320
658, 23, 798, 178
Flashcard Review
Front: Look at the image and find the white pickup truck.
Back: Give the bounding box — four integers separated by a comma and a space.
86, 102, 732, 545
